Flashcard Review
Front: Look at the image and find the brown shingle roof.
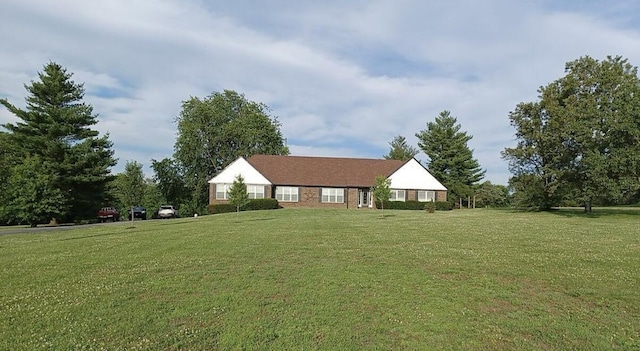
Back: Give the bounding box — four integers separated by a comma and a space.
247, 155, 406, 187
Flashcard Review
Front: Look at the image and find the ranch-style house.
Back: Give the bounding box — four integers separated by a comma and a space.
208, 155, 447, 209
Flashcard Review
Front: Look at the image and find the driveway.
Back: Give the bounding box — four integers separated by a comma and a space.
0, 221, 128, 236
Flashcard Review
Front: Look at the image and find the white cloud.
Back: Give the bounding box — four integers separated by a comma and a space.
2, 0, 640, 186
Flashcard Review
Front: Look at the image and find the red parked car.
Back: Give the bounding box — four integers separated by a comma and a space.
97, 207, 120, 222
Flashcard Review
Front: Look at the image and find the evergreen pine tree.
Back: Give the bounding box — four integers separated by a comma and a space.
228, 175, 250, 215
1, 62, 117, 222
383, 135, 419, 161
416, 111, 485, 202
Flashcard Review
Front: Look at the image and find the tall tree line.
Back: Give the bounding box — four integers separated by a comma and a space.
503, 56, 640, 211
0, 65, 289, 223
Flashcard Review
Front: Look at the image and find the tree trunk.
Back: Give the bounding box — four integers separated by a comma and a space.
584, 200, 592, 213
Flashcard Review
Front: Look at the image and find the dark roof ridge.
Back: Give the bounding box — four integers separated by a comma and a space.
248, 154, 403, 162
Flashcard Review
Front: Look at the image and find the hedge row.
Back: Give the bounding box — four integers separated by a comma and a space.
435, 201, 454, 211
207, 198, 454, 214
244, 198, 279, 211
375, 200, 454, 211
207, 198, 280, 214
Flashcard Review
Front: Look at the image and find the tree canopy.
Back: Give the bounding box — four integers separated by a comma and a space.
1, 62, 116, 224
475, 181, 510, 208
416, 111, 484, 202
0, 132, 17, 224
4, 155, 66, 227
384, 135, 419, 161
113, 161, 145, 213
172, 90, 289, 213
151, 158, 187, 209
503, 56, 640, 211
372, 175, 391, 217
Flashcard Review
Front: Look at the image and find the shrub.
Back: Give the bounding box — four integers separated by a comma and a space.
403, 201, 426, 210
243, 198, 279, 211
207, 198, 280, 214
207, 203, 236, 214
435, 200, 454, 211
375, 200, 443, 211
374, 200, 453, 211
424, 202, 436, 213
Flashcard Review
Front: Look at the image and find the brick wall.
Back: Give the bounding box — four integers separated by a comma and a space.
208, 183, 448, 208
396, 190, 449, 202
208, 184, 273, 206
279, 187, 352, 209
209, 183, 216, 204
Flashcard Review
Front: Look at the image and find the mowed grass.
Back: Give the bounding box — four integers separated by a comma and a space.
1, 208, 639, 350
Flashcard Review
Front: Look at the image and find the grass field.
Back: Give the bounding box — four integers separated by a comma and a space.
1, 208, 638, 350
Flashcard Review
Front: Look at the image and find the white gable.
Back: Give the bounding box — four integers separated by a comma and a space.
387, 158, 447, 191
207, 157, 271, 185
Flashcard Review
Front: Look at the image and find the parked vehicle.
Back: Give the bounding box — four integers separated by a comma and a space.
157, 205, 178, 219
127, 206, 147, 220
97, 207, 120, 222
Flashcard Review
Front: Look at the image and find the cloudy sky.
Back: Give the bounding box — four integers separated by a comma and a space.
2, 0, 640, 185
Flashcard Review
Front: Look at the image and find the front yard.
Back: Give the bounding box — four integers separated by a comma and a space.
0, 208, 638, 350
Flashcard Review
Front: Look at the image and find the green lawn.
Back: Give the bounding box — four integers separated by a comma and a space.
1, 208, 638, 350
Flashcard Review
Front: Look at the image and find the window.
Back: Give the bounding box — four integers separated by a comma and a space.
389, 189, 406, 202
321, 188, 344, 203
247, 185, 265, 199
276, 187, 299, 202
418, 190, 435, 202
216, 184, 231, 200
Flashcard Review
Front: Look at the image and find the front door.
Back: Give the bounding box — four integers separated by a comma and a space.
358, 189, 372, 208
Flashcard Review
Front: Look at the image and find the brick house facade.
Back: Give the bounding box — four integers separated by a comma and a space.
208, 155, 447, 209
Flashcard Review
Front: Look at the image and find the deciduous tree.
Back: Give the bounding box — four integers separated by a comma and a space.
503, 56, 640, 211
372, 175, 391, 217
173, 90, 288, 212
141, 179, 166, 216
114, 161, 145, 220
151, 158, 187, 208
501, 101, 569, 210
416, 111, 485, 202
4, 155, 67, 227
475, 181, 510, 208
0, 132, 18, 224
